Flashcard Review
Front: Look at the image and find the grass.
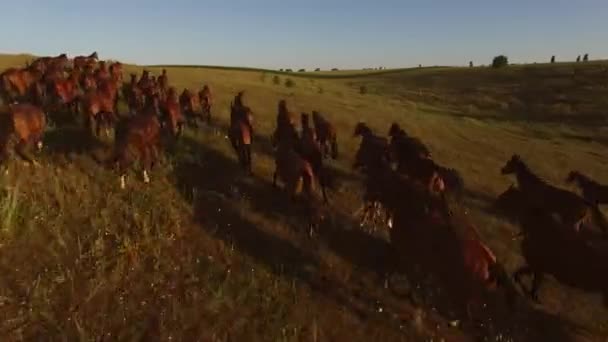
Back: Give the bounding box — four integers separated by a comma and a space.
1, 54, 608, 341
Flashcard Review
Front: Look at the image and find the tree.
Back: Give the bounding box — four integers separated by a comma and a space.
551, 55, 555, 63
469, 61, 473, 67
492, 55, 509, 68
583, 53, 589, 62
298, 69, 306, 72
315, 68, 321, 72
576, 55, 581, 62
331, 68, 339, 71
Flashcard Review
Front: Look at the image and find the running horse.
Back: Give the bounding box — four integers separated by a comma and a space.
311, 111, 338, 159
198, 85, 213, 124
0, 103, 46, 166
229, 91, 254, 174
566, 171, 608, 206
501, 154, 608, 235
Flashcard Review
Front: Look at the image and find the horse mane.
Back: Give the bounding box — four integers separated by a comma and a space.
514, 157, 547, 185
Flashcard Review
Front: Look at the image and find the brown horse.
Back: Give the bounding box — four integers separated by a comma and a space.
160, 88, 184, 137
198, 85, 213, 124
111, 95, 162, 189
566, 171, 608, 206
273, 142, 316, 201
95, 61, 111, 84
301, 113, 329, 202
157, 69, 168, 96
179, 88, 202, 124
311, 111, 338, 159
73, 52, 98, 70
123, 74, 144, 114
229, 102, 254, 174
51, 73, 81, 114
501, 154, 608, 235
0, 67, 43, 103
514, 208, 608, 305
272, 100, 300, 151
109, 62, 123, 82
80, 86, 117, 138
0, 103, 46, 165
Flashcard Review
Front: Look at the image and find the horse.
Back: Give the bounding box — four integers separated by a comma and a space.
229, 102, 254, 174
109, 62, 123, 83
513, 208, 608, 305
79, 86, 117, 138
388, 122, 431, 165
273, 141, 316, 201
110, 95, 163, 189
301, 113, 329, 202
157, 69, 168, 98
0, 67, 43, 104
501, 154, 608, 235
160, 87, 184, 138
123, 74, 144, 114
94, 61, 111, 84
198, 85, 212, 124
73, 52, 98, 70
0, 103, 46, 166
566, 171, 608, 206
179, 88, 202, 125
311, 111, 338, 159
272, 99, 300, 152
50, 72, 81, 116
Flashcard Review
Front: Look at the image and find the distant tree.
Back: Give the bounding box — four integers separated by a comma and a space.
279, 68, 284, 72
576, 55, 581, 62
298, 68, 306, 72
285, 78, 295, 88
551, 55, 555, 63
331, 68, 339, 71
273, 75, 281, 85
419, 64, 422, 68
583, 53, 589, 62
492, 55, 509, 68
359, 85, 368, 95
469, 61, 474, 67
315, 68, 321, 72
286, 68, 293, 72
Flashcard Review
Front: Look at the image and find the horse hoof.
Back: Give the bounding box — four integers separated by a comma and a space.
36, 141, 43, 150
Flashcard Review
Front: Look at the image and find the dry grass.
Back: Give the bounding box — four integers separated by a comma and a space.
1, 54, 607, 341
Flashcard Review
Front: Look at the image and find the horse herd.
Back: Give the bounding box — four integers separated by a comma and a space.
2, 52, 608, 324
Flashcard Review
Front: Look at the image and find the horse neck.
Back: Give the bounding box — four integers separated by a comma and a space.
515, 162, 544, 189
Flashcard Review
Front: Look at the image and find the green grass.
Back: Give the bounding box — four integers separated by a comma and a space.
1, 54, 608, 341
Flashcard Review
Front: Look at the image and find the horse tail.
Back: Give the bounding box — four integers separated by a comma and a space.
330, 134, 338, 159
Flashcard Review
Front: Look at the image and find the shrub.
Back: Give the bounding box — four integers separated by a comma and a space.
359, 85, 368, 95
491, 55, 508, 68
583, 53, 589, 62
273, 75, 280, 85
285, 78, 295, 88
318, 87, 324, 94
469, 61, 473, 67
551, 56, 555, 63
331, 68, 339, 71
576, 55, 581, 62
279, 68, 284, 72
315, 68, 321, 72
260, 72, 267, 82
285, 69, 293, 72
298, 69, 306, 72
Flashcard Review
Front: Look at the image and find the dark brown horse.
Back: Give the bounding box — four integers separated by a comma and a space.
111, 95, 162, 189
272, 100, 300, 152
501, 154, 608, 235
311, 111, 338, 159
80, 86, 117, 138
157, 69, 168, 97
123, 74, 144, 114
51, 72, 81, 114
229, 101, 254, 174
198, 85, 212, 123
273, 141, 316, 201
0, 103, 46, 165
566, 171, 608, 206
179, 88, 201, 124
95, 61, 111, 84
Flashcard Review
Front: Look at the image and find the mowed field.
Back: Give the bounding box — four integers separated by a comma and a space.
1, 53, 608, 341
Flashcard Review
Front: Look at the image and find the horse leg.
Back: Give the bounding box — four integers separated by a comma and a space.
245, 144, 253, 175
15, 139, 36, 165
141, 145, 151, 184
513, 265, 533, 294
530, 272, 545, 302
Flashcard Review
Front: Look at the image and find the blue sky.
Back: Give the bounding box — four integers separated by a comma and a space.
2, 0, 607, 69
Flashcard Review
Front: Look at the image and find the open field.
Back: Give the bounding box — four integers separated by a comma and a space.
1, 54, 608, 341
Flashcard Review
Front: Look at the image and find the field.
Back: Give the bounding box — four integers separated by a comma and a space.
1, 53, 608, 341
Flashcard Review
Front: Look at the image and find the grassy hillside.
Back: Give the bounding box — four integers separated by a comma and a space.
1, 54, 607, 341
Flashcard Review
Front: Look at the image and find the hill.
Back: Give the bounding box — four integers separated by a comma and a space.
1, 53, 607, 341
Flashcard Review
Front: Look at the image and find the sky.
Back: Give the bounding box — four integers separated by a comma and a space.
2, 0, 607, 70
